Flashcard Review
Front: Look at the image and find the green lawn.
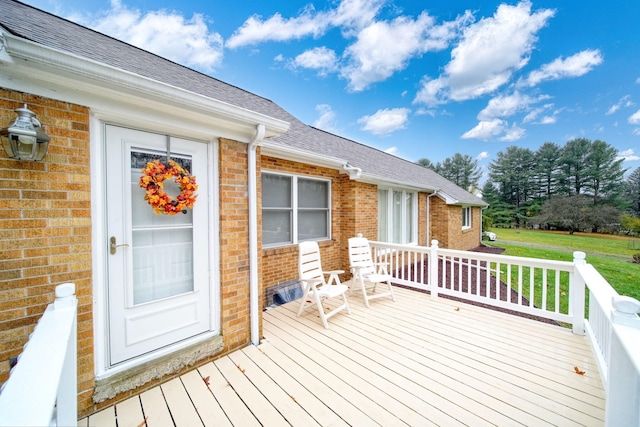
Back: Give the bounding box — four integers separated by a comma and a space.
487, 228, 640, 301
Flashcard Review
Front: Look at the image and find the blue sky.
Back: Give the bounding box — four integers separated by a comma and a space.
20, 0, 640, 177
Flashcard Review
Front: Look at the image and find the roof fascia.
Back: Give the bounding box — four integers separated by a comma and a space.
0, 31, 289, 142
260, 142, 348, 170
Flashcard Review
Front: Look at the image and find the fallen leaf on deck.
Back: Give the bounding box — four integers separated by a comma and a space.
574, 366, 586, 375
237, 364, 246, 374
203, 376, 210, 386
455, 307, 460, 311
136, 417, 148, 427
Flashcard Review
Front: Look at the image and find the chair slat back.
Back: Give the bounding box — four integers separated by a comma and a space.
348, 236, 376, 275
299, 241, 324, 283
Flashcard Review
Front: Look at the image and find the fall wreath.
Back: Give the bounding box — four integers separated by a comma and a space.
139, 159, 198, 215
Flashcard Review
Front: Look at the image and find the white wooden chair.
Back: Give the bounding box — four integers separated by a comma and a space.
348, 234, 396, 307
297, 241, 351, 329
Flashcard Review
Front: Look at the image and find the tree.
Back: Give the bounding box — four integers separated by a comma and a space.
534, 195, 621, 234
489, 146, 536, 226
534, 142, 562, 199
584, 139, 626, 206
416, 158, 438, 171
481, 181, 516, 228
621, 213, 640, 235
624, 167, 640, 216
559, 138, 591, 195
438, 153, 481, 191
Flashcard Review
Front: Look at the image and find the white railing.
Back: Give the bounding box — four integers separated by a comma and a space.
371, 239, 640, 427
0, 283, 77, 427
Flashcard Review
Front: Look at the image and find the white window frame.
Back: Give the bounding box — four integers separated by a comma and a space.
262, 171, 331, 247
462, 206, 472, 230
378, 188, 418, 244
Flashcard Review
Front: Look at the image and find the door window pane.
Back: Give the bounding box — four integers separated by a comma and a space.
405, 192, 413, 243
393, 191, 403, 243
378, 189, 416, 244
378, 189, 388, 241
130, 150, 195, 304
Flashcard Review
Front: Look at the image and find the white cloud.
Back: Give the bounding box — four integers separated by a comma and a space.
384, 146, 399, 155
313, 104, 338, 132
461, 119, 505, 141
628, 110, 640, 125
606, 95, 633, 115
476, 151, 489, 161
78, 0, 223, 71
292, 47, 338, 76
522, 49, 603, 87
416, 1, 554, 105
357, 108, 411, 135
477, 92, 544, 120
342, 11, 471, 91
539, 115, 557, 124
226, 0, 385, 48
617, 149, 640, 161
500, 124, 526, 141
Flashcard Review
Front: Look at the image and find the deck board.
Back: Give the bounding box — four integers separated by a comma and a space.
79, 286, 605, 426
115, 395, 146, 427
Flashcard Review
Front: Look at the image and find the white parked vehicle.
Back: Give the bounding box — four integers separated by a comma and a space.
483, 231, 497, 241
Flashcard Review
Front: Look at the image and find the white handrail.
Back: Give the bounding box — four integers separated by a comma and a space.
0, 283, 77, 427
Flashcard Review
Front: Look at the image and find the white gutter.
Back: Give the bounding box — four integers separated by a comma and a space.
248, 124, 265, 346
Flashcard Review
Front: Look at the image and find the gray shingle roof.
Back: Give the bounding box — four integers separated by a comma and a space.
0, 0, 486, 206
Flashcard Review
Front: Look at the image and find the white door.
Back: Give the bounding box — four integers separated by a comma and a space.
106, 125, 211, 365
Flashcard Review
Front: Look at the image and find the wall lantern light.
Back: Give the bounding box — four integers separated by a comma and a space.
0, 104, 50, 161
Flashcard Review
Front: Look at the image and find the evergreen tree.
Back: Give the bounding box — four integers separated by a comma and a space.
534, 142, 562, 199
625, 167, 640, 216
438, 153, 481, 191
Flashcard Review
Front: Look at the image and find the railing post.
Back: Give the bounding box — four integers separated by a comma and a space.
429, 240, 439, 298
605, 295, 640, 427
54, 283, 77, 427
571, 251, 586, 335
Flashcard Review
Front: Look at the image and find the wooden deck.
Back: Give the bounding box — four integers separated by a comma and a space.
79, 286, 606, 426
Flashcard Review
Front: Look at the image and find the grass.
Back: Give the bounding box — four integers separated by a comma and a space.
487, 228, 640, 302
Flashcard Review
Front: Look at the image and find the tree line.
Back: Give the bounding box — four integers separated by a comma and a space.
418, 138, 640, 234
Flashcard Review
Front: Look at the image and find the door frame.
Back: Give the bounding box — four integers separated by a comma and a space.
91, 116, 221, 378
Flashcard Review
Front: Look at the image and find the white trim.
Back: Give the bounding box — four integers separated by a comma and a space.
248, 125, 265, 346
0, 30, 289, 143
462, 206, 472, 230
260, 142, 439, 192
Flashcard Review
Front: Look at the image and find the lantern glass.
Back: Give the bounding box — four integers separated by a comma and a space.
0, 105, 49, 161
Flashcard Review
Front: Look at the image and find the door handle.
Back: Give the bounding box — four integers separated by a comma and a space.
110, 236, 129, 255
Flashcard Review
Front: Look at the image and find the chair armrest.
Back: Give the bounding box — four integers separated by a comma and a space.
324, 270, 344, 285
373, 262, 389, 275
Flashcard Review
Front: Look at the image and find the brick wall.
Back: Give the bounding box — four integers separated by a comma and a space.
0, 89, 94, 411
260, 156, 346, 289
429, 196, 481, 250
219, 138, 253, 351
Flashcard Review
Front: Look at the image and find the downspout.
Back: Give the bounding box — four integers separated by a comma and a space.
426, 190, 439, 246
248, 124, 265, 346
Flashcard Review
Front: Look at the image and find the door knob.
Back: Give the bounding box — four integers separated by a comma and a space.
110, 236, 129, 255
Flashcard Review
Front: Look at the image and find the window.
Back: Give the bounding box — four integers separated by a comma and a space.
262, 173, 330, 246
378, 189, 417, 244
462, 206, 472, 229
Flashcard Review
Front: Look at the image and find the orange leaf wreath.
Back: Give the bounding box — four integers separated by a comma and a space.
139, 159, 198, 215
